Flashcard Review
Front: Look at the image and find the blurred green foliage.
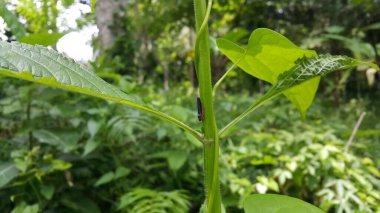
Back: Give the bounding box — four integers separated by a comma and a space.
1, 77, 379, 212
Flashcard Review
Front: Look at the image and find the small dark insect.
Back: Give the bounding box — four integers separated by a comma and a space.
79, 0, 91, 5
197, 97, 204, 121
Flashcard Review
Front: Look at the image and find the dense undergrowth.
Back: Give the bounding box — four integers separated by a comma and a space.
0, 76, 379, 212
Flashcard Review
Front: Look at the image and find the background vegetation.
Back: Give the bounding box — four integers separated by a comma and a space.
0, 0, 379, 212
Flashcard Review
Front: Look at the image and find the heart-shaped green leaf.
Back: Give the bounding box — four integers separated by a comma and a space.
244, 194, 325, 213
217, 28, 320, 118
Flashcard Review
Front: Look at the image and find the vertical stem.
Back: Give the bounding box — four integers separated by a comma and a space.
345, 112, 366, 153
193, 0, 221, 212
27, 88, 33, 150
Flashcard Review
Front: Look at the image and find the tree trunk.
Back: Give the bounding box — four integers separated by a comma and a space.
95, 0, 124, 51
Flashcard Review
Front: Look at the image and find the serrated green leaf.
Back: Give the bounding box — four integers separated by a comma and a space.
0, 162, 19, 188
0, 42, 141, 103
217, 28, 320, 118
0, 1, 26, 39
244, 194, 324, 213
0, 41, 202, 141
20, 33, 65, 46
269, 55, 378, 96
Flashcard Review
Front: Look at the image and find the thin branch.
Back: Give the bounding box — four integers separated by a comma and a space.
344, 112, 366, 153
219, 92, 279, 137
212, 64, 236, 97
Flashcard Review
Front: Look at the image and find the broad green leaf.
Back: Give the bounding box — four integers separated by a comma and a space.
217, 28, 320, 118
322, 34, 375, 59
87, 119, 100, 137
151, 150, 188, 171
95, 172, 114, 186
0, 162, 19, 188
166, 150, 188, 171
33, 129, 65, 146
20, 33, 66, 46
325, 25, 345, 34
82, 139, 101, 156
244, 194, 324, 213
0, 41, 202, 141
33, 129, 79, 152
220, 55, 378, 136
251, 156, 278, 166
61, 0, 75, 7
50, 159, 72, 171
40, 184, 55, 200
114, 167, 130, 179
222, 27, 249, 42
0, 0, 26, 39
362, 22, 380, 31
11, 202, 39, 213
60, 195, 101, 213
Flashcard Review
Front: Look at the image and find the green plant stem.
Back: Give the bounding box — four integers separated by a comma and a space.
26, 88, 33, 150
119, 101, 204, 142
194, 0, 221, 212
213, 47, 246, 97
195, 0, 212, 79
219, 91, 279, 137
29, 180, 42, 206
212, 64, 236, 97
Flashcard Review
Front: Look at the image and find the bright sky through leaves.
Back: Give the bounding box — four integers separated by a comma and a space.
0, 1, 96, 61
